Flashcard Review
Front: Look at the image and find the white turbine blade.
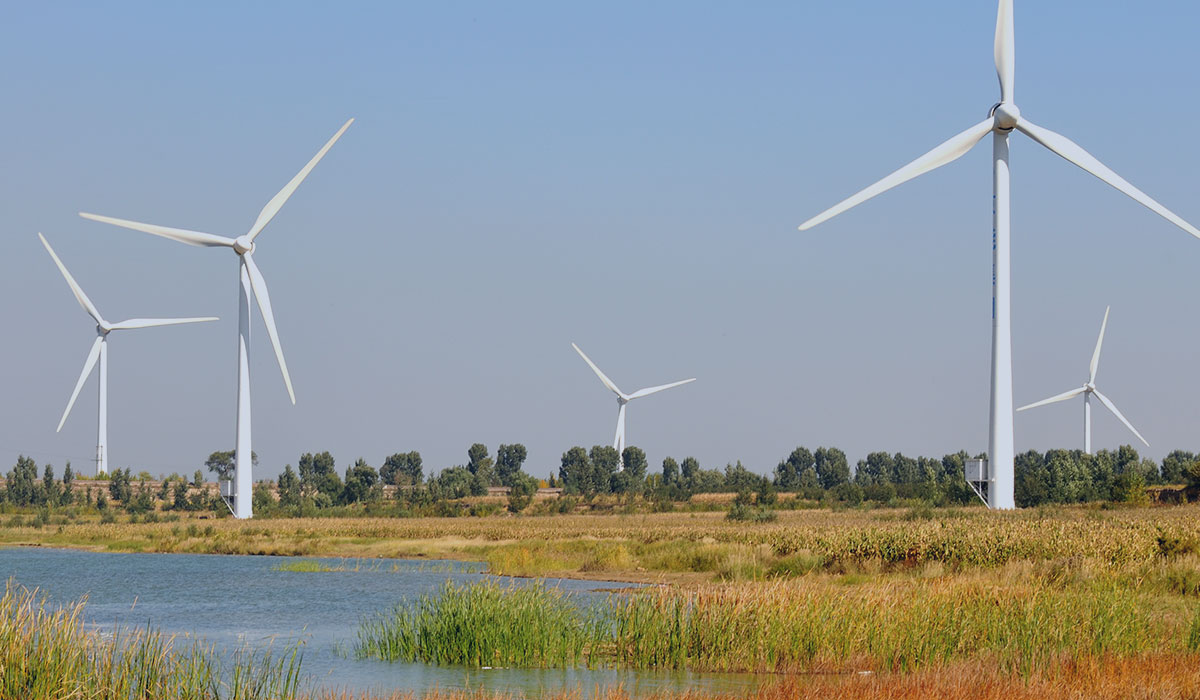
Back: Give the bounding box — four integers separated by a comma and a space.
994, 0, 1014, 103
242, 254, 295, 404
79, 212, 236, 248
571, 343, 624, 397
58, 336, 102, 432
1016, 386, 1086, 412
798, 118, 993, 231
246, 118, 354, 242
38, 233, 104, 326
1093, 389, 1149, 447
1089, 305, 1110, 384
108, 317, 219, 331
627, 377, 697, 400
1016, 120, 1200, 239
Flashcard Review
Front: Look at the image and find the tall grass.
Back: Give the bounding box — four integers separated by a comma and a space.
0, 580, 304, 700
356, 581, 607, 667
356, 578, 1190, 675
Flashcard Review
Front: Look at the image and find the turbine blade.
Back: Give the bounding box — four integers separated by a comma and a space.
798, 118, 993, 231
242, 254, 295, 404
1016, 386, 1086, 412
571, 343, 624, 397
58, 336, 103, 432
627, 377, 697, 400
1016, 120, 1200, 239
1092, 389, 1149, 447
994, 0, 1014, 103
39, 233, 104, 326
108, 317, 219, 331
79, 213, 236, 248
246, 118, 354, 242
1089, 305, 1110, 384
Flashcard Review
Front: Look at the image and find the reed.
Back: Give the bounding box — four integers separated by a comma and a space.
0, 580, 303, 700
355, 577, 1191, 675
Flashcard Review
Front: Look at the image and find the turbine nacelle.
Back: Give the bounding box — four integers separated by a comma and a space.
991, 102, 1021, 131
233, 236, 256, 255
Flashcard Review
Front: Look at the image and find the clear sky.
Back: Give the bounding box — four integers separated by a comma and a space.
3, 1, 1200, 481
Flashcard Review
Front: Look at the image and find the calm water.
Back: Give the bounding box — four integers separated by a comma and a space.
0, 547, 760, 697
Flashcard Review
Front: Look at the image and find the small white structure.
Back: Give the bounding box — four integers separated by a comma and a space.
965, 457, 989, 506
80, 119, 353, 517
1018, 306, 1148, 454
797, 0, 1199, 509
571, 343, 695, 455
40, 233, 216, 475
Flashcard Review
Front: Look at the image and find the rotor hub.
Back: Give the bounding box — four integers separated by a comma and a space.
233, 236, 255, 255
991, 102, 1021, 131
1085, 383, 1096, 393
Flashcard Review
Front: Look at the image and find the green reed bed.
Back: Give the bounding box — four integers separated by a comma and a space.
0, 580, 303, 700
354, 579, 1193, 675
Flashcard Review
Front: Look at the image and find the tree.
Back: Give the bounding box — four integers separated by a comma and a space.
193, 470, 204, 489
507, 472, 538, 513
431, 466, 475, 500
6, 456, 38, 506
723, 461, 758, 492
342, 458, 379, 504
855, 452, 893, 486
1161, 450, 1196, 484
466, 444, 494, 484
661, 457, 679, 489
589, 446, 620, 495
252, 481, 276, 512
109, 468, 132, 504
559, 447, 591, 495
41, 464, 58, 506
172, 480, 189, 511
298, 452, 340, 502
680, 457, 700, 494
61, 463, 74, 506
381, 452, 423, 487
496, 444, 528, 488
613, 447, 648, 495
774, 447, 814, 492
814, 447, 850, 489
206, 451, 235, 481
278, 464, 301, 507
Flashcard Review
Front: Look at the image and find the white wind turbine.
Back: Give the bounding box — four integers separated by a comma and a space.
797, 0, 1197, 508
78, 119, 353, 518
40, 233, 217, 476
572, 343, 695, 455
1018, 306, 1148, 454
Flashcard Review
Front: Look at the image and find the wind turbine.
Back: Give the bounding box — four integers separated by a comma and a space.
78, 119, 353, 517
796, 0, 1197, 508
1017, 306, 1148, 454
39, 233, 217, 476
571, 343, 695, 455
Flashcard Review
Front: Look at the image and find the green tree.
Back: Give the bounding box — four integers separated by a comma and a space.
466, 444, 494, 485
661, 457, 679, 489
855, 452, 894, 486
814, 447, 850, 489
60, 463, 74, 506
6, 456, 38, 506
192, 470, 204, 489
299, 452, 340, 502
559, 447, 591, 495
774, 447, 814, 492
172, 480, 189, 511
431, 466, 475, 500
1161, 450, 1196, 484
41, 464, 58, 506
252, 481, 276, 513
277, 464, 301, 507
723, 461, 758, 492
589, 446, 620, 495
342, 458, 379, 504
506, 472, 538, 513
496, 444, 528, 487
614, 446, 648, 495
109, 468, 132, 504
381, 451, 423, 487
679, 457, 700, 494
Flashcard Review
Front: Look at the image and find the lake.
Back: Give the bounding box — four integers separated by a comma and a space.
0, 547, 761, 697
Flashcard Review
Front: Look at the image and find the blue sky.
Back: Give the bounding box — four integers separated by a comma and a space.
3, 1, 1200, 480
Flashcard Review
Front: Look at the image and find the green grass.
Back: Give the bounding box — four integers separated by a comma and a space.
355, 578, 1194, 675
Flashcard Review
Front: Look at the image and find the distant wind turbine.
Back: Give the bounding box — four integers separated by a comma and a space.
571, 343, 695, 455
40, 233, 217, 475
79, 119, 353, 517
797, 0, 1196, 508
1018, 306, 1148, 453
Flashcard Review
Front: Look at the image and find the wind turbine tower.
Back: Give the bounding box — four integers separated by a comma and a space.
40, 233, 217, 475
80, 119, 352, 516
797, 0, 1197, 508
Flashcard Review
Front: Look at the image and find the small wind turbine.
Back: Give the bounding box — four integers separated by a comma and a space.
797, 0, 1197, 508
40, 233, 217, 476
79, 119, 352, 517
1018, 306, 1148, 453
571, 343, 695, 455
